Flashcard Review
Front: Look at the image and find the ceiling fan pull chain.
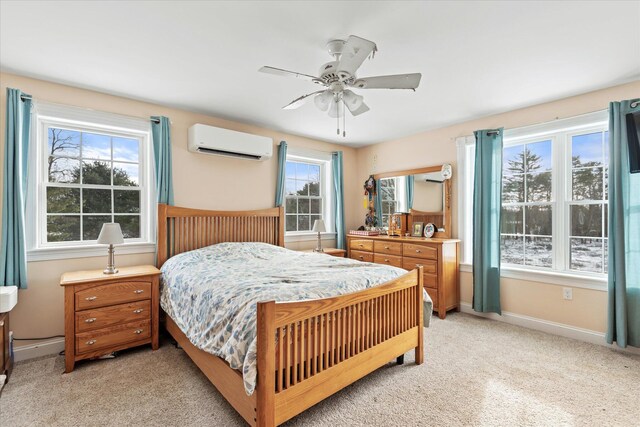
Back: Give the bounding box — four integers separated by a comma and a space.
343, 99, 346, 137
336, 100, 340, 135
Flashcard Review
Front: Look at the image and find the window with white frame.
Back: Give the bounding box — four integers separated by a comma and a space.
284, 150, 333, 235
379, 177, 398, 227
458, 111, 609, 279
28, 102, 153, 255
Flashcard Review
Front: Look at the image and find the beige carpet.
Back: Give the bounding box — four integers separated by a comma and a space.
2, 313, 639, 426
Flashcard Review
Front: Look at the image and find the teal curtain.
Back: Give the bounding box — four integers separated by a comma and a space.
374, 179, 383, 227
0, 89, 32, 288
607, 99, 640, 348
332, 151, 345, 249
274, 141, 287, 207
472, 128, 503, 314
405, 175, 415, 210
151, 116, 174, 205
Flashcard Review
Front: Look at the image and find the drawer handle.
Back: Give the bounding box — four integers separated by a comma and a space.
133, 309, 144, 314
134, 329, 144, 334
359, 256, 364, 260
384, 259, 390, 262
133, 290, 144, 294
85, 296, 97, 301
86, 340, 96, 345
384, 246, 390, 249
415, 249, 422, 253
358, 244, 364, 247
84, 317, 97, 323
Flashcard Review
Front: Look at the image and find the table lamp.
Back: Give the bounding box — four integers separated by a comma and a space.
97, 223, 124, 274
312, 219, 326, 252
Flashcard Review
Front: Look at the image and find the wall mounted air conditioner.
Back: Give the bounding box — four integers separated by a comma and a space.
188, 124, 273, 161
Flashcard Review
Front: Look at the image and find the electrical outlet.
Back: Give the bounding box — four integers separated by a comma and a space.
563, 287, 573, 300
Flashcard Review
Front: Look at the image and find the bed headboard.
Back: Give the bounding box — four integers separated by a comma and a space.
157, 204, 285, 267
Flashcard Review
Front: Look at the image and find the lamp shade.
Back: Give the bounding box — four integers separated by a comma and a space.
312, 219, 326, 233
97, 223, 124, 245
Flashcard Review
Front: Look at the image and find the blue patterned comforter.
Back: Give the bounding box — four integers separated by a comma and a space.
160, 242, 431, 395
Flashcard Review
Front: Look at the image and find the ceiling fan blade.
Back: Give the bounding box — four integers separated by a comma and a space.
282, 90, 326, 109
346, 101, 370, 117
336, 35, 377, 79
259, 66, 321, 83
352, 73, 422, 90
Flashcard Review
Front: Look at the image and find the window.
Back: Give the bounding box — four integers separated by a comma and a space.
458, 111, 609, 284
284, 148, 333, 236
379, 177, 398, 226
28, 102, 154, 259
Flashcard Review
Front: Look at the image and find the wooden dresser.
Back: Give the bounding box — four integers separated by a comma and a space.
60, 265, 161, 373
346, 235, 460, 319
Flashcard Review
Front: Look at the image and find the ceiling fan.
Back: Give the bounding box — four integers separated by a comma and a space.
259, 35, 422, 137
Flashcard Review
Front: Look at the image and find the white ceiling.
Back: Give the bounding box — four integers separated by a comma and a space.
1, 1, 639, 147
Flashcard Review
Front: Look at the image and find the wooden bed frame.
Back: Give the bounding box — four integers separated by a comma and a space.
157, 204, 424, 426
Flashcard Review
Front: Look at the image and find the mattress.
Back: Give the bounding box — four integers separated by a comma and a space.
160, 242, 432, 395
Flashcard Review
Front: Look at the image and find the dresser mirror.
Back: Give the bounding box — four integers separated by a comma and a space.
373, 164, 452, 239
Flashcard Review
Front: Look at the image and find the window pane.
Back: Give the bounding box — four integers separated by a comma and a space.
572, 167, 604, 201
112, 137, 139, 162
83, 215, 112, 240
604, 131, 609, 164
503, 145, 524, 175
571, 204, 603, 237
295, 163, 309, 180
572, 132, 603, 167
310, 199, 321, 214
525, 205, 552, 236
501, 206, 523, 235
298, 198, 310, 214
525, 236, 552, 267
502, 174, 524, 203
82, 132, 111, 160
113, 162, 139, 186
309, 165, 320, 181
604, 238, 608, 273
47, 187, 80, 213
526, 172, 551, 202
604, 204, 608, 238
297, 215, 310, 231
116, 215, 140, 238
285, 215, 297, 232
501, 235, 524, 265
286, 179, 296, 196
114, 190, 140, 213
47, 215, 80, 242
604, 168, 608, 200
285, 161, 296, 179
83, 188, 112, 213
285, 198, 297, 214
296, 180, 308, 196
48, 157, 80, 183
82, 161, 111, 185
526, 140, 552, 172
309, 182, 320, 197
48, 128, 80, 157
570, 237, 604, 273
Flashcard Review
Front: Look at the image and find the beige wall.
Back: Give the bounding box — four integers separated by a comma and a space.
356, 80, 640, 333
0, 72, 358, 346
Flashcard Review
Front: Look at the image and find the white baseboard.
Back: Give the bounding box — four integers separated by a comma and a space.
14, 338, 65, 362
459, 302, 640, 355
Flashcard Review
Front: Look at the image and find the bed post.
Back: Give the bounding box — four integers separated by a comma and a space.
157, 203, 168, 268
415, 266, 424, 365
256, 300, 276, 427
277, 206, 285, 247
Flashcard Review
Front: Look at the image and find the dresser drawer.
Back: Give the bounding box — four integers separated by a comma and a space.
402, 257, 437, 274
76, 300, 150, 333
75, 281, 151, 310
373, 240, 402, 256
374, 254, 403, 268
425, 287, 438, 308
423, 274, 438, 289
351, 250, 374, 263
76, 319, 150, 355
349, 239, 374, 252
403, 243, 438, 260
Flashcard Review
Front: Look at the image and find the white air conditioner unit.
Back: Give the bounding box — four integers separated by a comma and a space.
188, 124, 273, 161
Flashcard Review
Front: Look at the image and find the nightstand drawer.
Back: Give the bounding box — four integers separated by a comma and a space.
350, 250, 374, 263
76, 319, 150, 354
374, 254, 403, 268
76, 300, 151, 333
373, 241, 402, 256
75, 281, 151, 310
349, 239, 373, 252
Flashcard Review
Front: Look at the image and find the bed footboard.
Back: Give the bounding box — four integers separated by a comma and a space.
256, 267, 424, 426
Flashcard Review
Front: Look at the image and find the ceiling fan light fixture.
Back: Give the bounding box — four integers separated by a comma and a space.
343, 90, 364, 110
314, 90, 332, 111
328, 98, 344, 118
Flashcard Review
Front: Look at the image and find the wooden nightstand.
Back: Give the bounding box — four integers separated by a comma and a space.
60, 265, 161, 373
302, 248, 347, 258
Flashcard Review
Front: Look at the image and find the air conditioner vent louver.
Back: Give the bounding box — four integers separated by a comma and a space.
196, 147, 262, 160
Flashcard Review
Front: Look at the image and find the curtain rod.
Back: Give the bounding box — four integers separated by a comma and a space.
20, 94, 32, 101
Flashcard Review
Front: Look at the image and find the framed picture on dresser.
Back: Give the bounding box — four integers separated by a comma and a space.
411, 222, 424, 237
